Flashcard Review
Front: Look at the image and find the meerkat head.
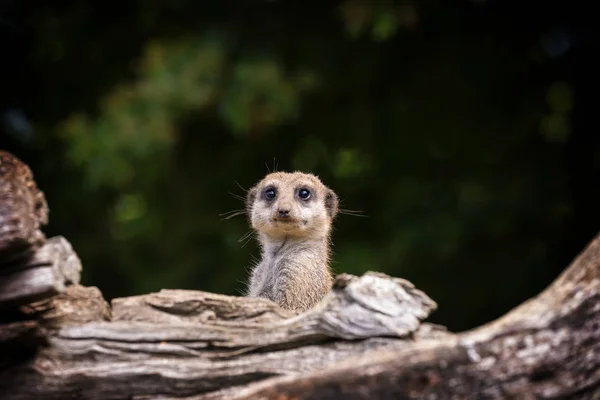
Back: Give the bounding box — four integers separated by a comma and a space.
246, 171, 338, 240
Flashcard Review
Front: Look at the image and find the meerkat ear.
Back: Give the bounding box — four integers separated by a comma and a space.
325, 189, 339, 219
246, 186, 258, 217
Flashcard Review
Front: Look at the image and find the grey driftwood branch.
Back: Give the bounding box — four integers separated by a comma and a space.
0, 149, 599, 399
0, 235, 598, 400
0, 268, 444, 400
226, 234, 600, 400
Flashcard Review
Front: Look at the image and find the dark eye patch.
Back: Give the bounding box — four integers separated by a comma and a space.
297, 187, 312, 201
263, 186, 277, 200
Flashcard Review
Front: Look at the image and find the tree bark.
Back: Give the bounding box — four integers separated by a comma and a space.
0, 150, 598, 399
0, 236, 82, 308
0, 270, 443, 400
0, 150, 48, 264
226, 233, 600, 400
0, 234, 598, 399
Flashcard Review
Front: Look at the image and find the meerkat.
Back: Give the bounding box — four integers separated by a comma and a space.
244, 171, 339, 313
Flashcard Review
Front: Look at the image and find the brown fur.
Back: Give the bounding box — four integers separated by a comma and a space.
245, 171, 338, 312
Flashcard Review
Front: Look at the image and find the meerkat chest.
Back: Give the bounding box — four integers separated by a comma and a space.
266, 244, 322, 273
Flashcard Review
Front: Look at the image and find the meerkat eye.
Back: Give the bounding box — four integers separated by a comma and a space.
264, 187, 277, 200
298, 188, 311, 200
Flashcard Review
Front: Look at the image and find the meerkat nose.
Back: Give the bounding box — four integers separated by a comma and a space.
277, 209, 290, 218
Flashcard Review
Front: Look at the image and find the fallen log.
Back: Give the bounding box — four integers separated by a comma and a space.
0, 236, 82, 309
0, 149, 598, 399
225, 232, 600, 400
0, 150, 48, 264
0, 272, 443, 400
0, 233, 598, 399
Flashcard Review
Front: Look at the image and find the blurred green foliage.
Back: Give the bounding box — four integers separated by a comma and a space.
2, 0, 596, 331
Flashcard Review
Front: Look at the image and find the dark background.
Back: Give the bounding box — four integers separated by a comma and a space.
1, 0, 598, 331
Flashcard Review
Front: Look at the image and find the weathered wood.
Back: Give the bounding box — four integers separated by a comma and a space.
0, 150, 48, 264
0, 272, 438, 400
0, 237, 84, 360
0, 150, 597, 399
0, 236, 82, 308
208, 233, 600, 400
1, 231, 597, 400
0, 319, 45, 369
110, 288, 297, 325
0, 285, 111, 362
27, 284, 112, 326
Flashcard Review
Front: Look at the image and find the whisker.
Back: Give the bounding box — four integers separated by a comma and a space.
339, 208, 367, 217
241, 229, 255, 240
241, 233, 256, 248
219, 209, 245, 216
223, 212, 246, 220
240, 231, 256, 248
238, 230, 254, 243
228, 192, 246, 202
339, 212, 367, 217
219, 210, 246, 220
265, 162, 271, 173
234, 181, 248, 193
